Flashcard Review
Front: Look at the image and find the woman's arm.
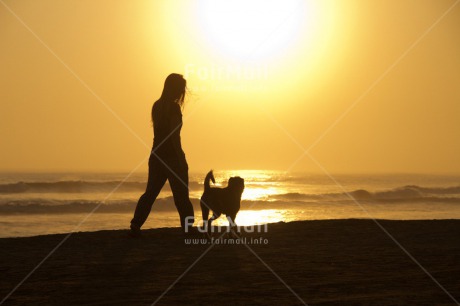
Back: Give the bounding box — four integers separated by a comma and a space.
169, 103, 185, 161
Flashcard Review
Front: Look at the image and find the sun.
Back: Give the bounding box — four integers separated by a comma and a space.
195, 0, 313, 61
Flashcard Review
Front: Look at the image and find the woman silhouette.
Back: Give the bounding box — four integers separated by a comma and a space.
130, 73, 194, 236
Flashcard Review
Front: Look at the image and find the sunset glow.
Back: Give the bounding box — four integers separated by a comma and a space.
195, 0, 311, 60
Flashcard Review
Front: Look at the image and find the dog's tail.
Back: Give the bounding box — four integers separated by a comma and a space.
204, 170, 215, 191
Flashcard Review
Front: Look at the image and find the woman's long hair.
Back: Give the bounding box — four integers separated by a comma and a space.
152, 73, 187, 122
160, 73, 186, 105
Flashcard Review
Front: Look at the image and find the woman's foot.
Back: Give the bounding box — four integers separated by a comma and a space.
128, 224, 142, 238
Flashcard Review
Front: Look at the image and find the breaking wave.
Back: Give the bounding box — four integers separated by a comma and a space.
270, 185, 460, 203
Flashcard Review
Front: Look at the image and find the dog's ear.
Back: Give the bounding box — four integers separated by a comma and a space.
229, 177, 245, 192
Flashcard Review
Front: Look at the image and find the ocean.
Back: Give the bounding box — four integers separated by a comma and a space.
0, 171, 459, 238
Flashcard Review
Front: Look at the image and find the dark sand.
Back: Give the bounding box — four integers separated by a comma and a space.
1, 220, 459, 305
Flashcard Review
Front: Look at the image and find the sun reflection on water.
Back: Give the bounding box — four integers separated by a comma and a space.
242, 187, 280, 201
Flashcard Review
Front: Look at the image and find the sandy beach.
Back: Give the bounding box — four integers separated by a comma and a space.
0, 219, 459, 305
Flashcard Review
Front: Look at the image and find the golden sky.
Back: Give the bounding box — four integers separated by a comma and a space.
1, 0, 459, 173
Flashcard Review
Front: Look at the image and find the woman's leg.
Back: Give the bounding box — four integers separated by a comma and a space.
131, 157, 167, 229
166, 159, 194, 231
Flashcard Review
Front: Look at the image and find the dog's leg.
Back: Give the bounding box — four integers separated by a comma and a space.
200, 199, 209, 231
206, 218, 212, 238
228, 214, 238, 227
207, 213, 220, 238
227, 214, 239, 238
